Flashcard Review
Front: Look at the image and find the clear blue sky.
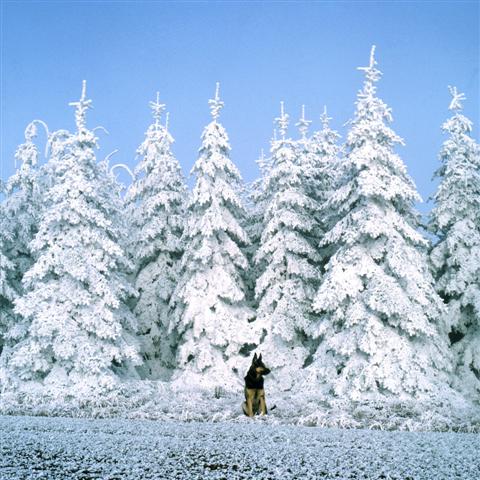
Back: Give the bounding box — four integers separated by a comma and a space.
1, 1, 478, 213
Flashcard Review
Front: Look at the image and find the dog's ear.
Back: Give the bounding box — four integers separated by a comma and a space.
258, 353, 262, 361
253, 353, 258, 362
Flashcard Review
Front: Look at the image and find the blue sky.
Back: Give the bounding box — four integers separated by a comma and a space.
1, 1, 478, 212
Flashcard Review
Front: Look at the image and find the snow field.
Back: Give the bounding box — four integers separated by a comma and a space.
1, 415, 479, 480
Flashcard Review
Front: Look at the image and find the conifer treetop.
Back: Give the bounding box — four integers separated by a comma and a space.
296, 104, 312, 140
275, 101, 289, 140
208, 82, 224, 122
448, 86, 466, 112
320, 105, 332, 130
255, 148, 271, 176
14, 121, 42, 169
69, 80, 92, 132
150, 91, 166, 129
357, 45, 381, 91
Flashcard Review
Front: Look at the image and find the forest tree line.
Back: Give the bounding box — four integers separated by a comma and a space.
0, 47, 479, 403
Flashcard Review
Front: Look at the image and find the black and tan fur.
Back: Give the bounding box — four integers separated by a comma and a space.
242, 353, 271, 417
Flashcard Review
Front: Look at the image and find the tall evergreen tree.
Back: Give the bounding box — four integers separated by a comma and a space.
5, 82, 139, 390
170, 84, 255, 390
255, 103, 321, 390
0, 184, 17, 359
126, 94, 187, 379
309, 47, 451, 400
286, 106, 343, 366
244, 148, 272, 310
429, 87, 480, 396
0, 122, 43, 359
307, 107, 343, 246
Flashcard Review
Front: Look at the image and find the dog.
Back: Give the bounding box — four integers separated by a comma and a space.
242, 353, 272, 417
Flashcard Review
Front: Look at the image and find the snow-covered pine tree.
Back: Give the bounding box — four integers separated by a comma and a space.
170, 83, 255, 391
429, 86, 480, 396
0, 122, 43, 359
5, 81, 140, 392
126, 94, 187, 379
309, 47, 452, 401
254, 102, 321, 391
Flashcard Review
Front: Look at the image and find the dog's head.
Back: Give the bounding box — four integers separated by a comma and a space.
251, 353, 271, 376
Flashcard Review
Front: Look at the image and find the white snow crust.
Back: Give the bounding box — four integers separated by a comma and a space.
1, 415, 479, 479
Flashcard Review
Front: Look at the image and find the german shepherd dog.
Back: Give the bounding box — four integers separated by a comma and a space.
242, 353, 272, 417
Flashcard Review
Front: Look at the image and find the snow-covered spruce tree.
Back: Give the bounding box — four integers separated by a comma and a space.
429, 87, 480, 396
170, 83, 256, 390
0, 122, 43, 359
126, 94, 187, 379
254, 102, 321, 391
244, 148, 272, 310
306, 107, 343, 248
0, 185, 17, 359
6, 81, 140, 392
309, 47, 452, 401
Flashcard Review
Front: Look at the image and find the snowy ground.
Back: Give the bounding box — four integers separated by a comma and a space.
1, 415, 479, 479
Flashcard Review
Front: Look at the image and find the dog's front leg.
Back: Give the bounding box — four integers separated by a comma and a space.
259, 389, 267, 415
245, 389, 255, 417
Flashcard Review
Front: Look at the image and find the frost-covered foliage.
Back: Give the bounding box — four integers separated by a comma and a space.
309, 46, 452, 401
429, 87, 480, 397
126, 94, 187, 379
0, 122, 44, 359
2, 82, 140, 391
254, 103, 321, 390
170, 84, 256, 390
1, 379, 479, 434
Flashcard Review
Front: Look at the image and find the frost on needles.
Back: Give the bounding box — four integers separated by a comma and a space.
2, 82, 140, 392
429, 87, 480, 398
309, 46, 452, 400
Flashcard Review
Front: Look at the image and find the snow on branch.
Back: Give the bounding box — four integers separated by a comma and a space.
320, 105, 332, 130
93, 126, 109, 136
448, 86, 466, 112
275, 101, 289, 140
150, 91, 166, 129
208, 82, 224, 121
22, 119, 50, 159
110, 162, 134, 181
68, 80, 93, 132
25, 120, 49, 142
357, 45, 381, 84
296, 104, 312, 140
165, 112, 170, 131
